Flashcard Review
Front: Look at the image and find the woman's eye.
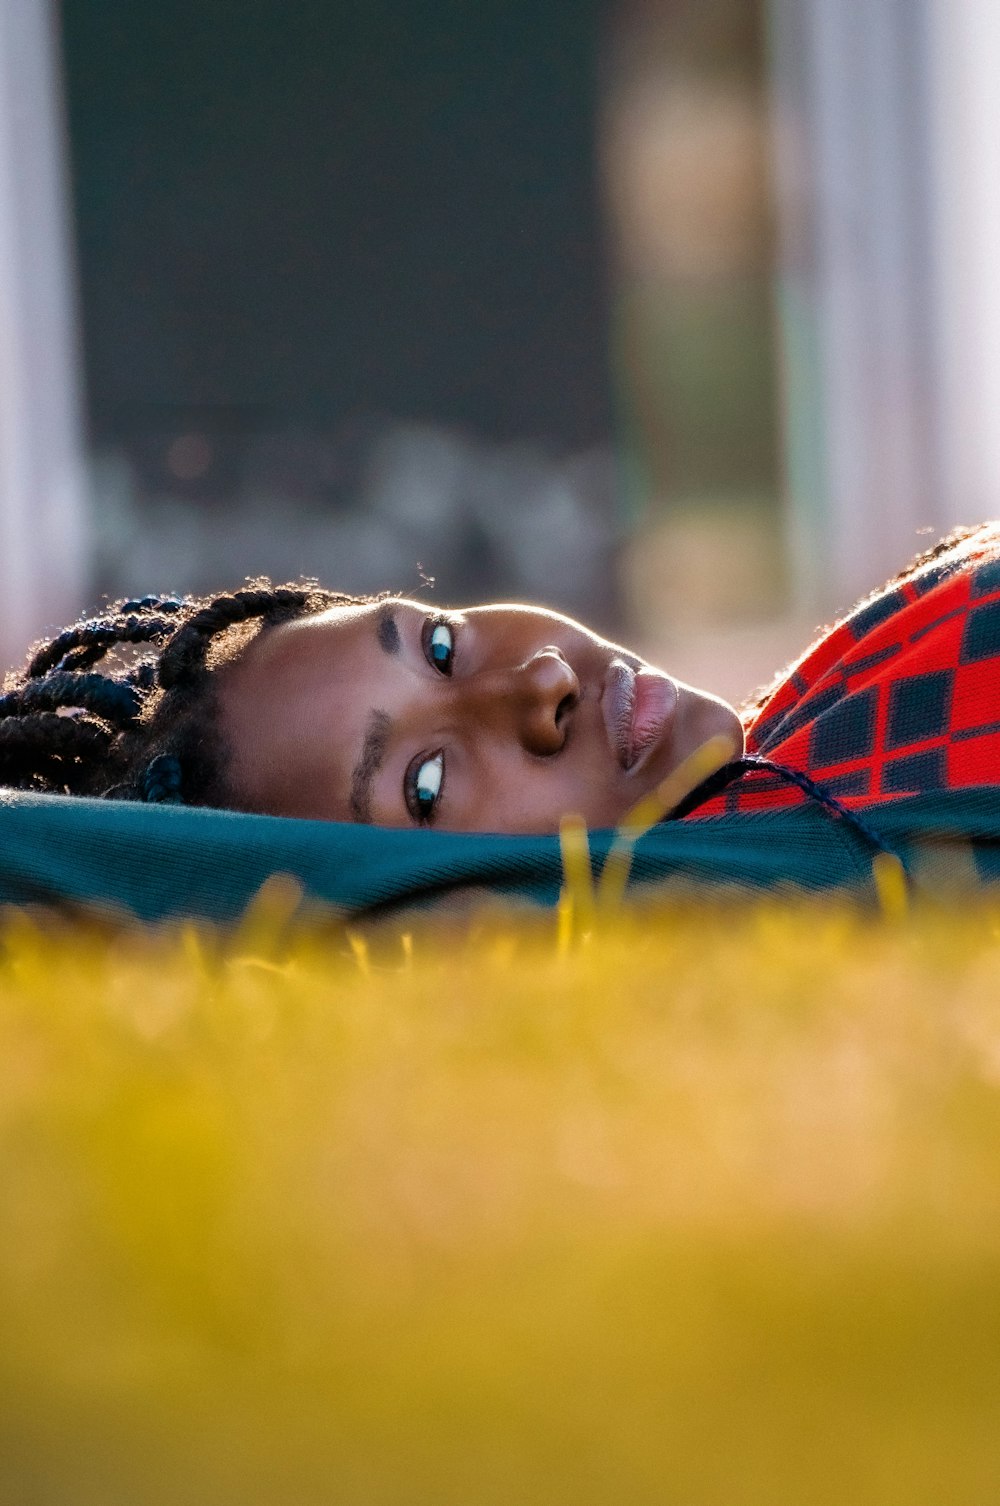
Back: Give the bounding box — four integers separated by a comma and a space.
407, 750, 445, 824
425, 619, 454, 676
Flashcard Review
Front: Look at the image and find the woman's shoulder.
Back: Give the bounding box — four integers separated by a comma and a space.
746, 521, 1000, 729
738, 519, 1000, 804
883, 520, 1000, 593
683, 522, 1000, 821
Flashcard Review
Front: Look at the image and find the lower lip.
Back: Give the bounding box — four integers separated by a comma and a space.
605, 661, 679, 772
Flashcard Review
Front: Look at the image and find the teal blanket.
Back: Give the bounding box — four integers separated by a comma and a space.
0, 787, 995, 923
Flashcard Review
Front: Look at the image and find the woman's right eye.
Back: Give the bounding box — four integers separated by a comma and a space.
406, 750, 445, 824
424, 618, 455, 676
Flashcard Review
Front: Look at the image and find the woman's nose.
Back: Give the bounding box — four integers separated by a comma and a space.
466, 646, 580, 755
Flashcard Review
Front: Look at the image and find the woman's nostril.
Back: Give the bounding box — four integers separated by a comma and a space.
555, 692, 576, 726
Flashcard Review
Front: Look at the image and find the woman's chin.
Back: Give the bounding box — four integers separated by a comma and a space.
668, 681, 745, 770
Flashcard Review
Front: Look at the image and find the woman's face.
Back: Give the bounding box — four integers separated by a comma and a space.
218, 597, 745, 833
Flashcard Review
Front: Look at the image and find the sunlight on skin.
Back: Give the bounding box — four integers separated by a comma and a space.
218, 597, 746, 833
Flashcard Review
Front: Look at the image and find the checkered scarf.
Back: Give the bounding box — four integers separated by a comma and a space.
687, 523, 1000, 818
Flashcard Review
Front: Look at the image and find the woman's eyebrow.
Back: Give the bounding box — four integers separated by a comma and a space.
349, 609, 401, 823
350, 709, 392, 823
376, 603, 401, 655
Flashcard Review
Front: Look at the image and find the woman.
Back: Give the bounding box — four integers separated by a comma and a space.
2, 522, 997, 833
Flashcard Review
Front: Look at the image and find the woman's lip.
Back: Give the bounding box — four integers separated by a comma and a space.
602, 659, 635, 768
602, 660, 679, 772
630, 668, 679, 770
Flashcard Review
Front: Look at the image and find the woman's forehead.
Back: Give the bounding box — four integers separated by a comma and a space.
269, 596, 595, 662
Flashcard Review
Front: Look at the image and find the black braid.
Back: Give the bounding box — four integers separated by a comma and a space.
28, 615, 180, 678
1, 581, 357, 807
0, 714, 112, 793
157, 586, 321, 689
141, 754, 183, 805
125, 661, 158, 692
0, 672, 141, 727
119, 595, 185, 614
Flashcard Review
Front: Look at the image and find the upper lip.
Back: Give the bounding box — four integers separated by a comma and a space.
601, 658, 637, 770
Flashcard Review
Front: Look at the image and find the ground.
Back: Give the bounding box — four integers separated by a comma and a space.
1, 889, 998, 1504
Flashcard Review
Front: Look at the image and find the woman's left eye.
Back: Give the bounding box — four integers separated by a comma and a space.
424, 618, 455, 676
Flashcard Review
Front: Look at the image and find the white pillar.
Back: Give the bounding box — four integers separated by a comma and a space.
926, 0, 1000, 532
0, 0, 87, 667
768, 0, 943, 614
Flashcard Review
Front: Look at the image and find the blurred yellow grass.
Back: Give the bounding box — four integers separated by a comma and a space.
2, 893, 1000, 1504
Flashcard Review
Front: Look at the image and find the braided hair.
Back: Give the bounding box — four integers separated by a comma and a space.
1, 583, 357, 807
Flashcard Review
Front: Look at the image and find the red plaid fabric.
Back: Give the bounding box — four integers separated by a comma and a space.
688, 524, 1000, 818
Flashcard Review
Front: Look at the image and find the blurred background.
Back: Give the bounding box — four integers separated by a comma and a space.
1, 0, 995, 702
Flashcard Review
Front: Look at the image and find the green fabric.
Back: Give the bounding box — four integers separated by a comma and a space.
0, 787, 995, 924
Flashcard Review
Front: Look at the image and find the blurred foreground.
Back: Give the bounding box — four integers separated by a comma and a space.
2, 895, 1000, 1504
